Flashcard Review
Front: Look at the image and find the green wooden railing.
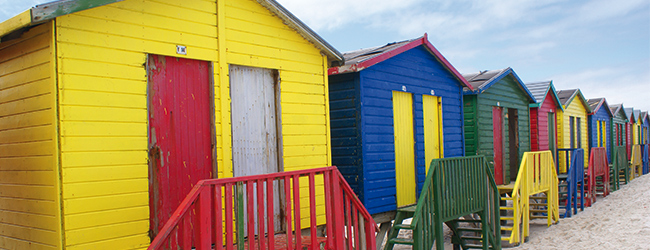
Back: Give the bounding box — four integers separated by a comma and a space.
409, 156, 500, 250
611, 146, 628, 190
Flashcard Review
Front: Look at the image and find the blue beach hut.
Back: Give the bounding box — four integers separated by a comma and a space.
587, 98, 613, 162
328, 34, 472, 217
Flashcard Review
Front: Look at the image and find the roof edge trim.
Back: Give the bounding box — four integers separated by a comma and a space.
0, 10, 32, 40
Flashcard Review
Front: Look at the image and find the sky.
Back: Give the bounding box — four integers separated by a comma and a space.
1, 0, 649, 112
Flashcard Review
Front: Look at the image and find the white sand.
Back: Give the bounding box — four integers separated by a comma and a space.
511, 173, 650, 249
388, 173, 650, 249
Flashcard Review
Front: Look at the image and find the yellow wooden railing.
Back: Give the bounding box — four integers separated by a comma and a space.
501, 151, 559, 245
630, 145, 643, 180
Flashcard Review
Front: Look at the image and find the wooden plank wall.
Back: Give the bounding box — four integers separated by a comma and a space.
358, 46, 464, 214
52, 0, 331, 247
473, 76, 531, 183
328, 73, 363, 203
223, 0, 331, 228
589, 107, 611, 162
557, 100, 589, 171
0, 23, 62, 249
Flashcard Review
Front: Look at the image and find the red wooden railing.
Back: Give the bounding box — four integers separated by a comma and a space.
148, 166, 378, 250
585, 147, 610, 207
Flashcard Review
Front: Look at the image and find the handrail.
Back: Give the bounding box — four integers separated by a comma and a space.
409, 156, 500, 250
585, 147, 610, 206
643, 144, 649, 175
630, 145, 643, 179
612, 146, 628, 190
556, 148, 584, 217
503, 151, 559, 244
148, 166, 377, 250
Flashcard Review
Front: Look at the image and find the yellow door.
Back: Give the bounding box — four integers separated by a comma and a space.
423, 95, 443, 173
393, 91, 416, 207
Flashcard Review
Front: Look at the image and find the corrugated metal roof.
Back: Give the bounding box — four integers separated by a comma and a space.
340, 39, 413, 66
525, 81, 551, 102
634, 109, 641, 121
556, 89, 577, 106
624, 108, 634, 122
610, 103, 622, 116
587, 97, 613, 116
0, 0, 344, 63
462, 68, 536, 102
328, 34, 473, 90
462, 68, 509, 90
556, 88, 592, 113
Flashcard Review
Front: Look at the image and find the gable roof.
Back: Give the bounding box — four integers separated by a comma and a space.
634, 110, 642, 123
524, 80, 563, 110
641, 111, 648, 124
587, 98, 613, 117
0, 0, 344, 62
625, 108, 635, 123
462, 68, 536, 102
328, 34, 473, 90
556, 89, 592, 113
609, 103, 629, 121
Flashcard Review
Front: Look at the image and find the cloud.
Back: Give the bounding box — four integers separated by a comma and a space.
551, 62, 650, 111
278, 0, 424, 31
0, 0, 44, 22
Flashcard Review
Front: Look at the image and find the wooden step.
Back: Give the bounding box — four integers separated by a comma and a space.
457, 227, 482, 233
388, 238, 413, 246
461, 235, 483, 241
530, 209, 547, 213
500, 206, 514, 210
531, 215, 548, 219
465, 243, 493, 249
501, 237, 511, 241
393, 223, 414, 230
501, 226, 513, 231
530, 202, 548, 206
457, 219, 482, 223
397, 205, 416, 213
500, 216, 514, 221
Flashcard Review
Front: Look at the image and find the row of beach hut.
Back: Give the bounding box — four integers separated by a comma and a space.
0, 0, 648, 249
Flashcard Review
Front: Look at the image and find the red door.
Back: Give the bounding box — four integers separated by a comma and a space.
492, 107, 504, 185
147, 55, 213, 240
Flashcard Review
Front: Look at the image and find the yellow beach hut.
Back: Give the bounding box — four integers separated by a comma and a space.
556, 89, 592, 171
0, 0, 342, 249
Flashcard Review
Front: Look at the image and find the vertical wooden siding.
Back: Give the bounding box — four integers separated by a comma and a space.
558, 100, 589, 170
470, 76, 531, 183
0, 22, 62, 250
357, 46, 465, 214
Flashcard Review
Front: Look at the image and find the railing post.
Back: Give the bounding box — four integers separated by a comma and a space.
236, 182, 245, 250
196, 185, 212, 250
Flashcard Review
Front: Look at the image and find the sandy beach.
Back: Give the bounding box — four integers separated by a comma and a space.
511, 173, 650, 250
388, 173, 650, 249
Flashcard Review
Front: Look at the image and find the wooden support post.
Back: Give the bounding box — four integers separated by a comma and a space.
375, 222, 391, 249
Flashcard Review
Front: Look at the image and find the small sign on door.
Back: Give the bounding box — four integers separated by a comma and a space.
176, 45, 187, 55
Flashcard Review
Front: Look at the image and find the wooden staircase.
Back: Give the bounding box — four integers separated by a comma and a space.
385, 156, 501, 250
497, 151, 559, 246
556, 148, 584, 218
584, 147, 610, 206
611, 146, 629, 191
630, 145, 643, 180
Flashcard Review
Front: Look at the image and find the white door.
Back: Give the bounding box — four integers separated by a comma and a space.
230, 65, 282, 232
